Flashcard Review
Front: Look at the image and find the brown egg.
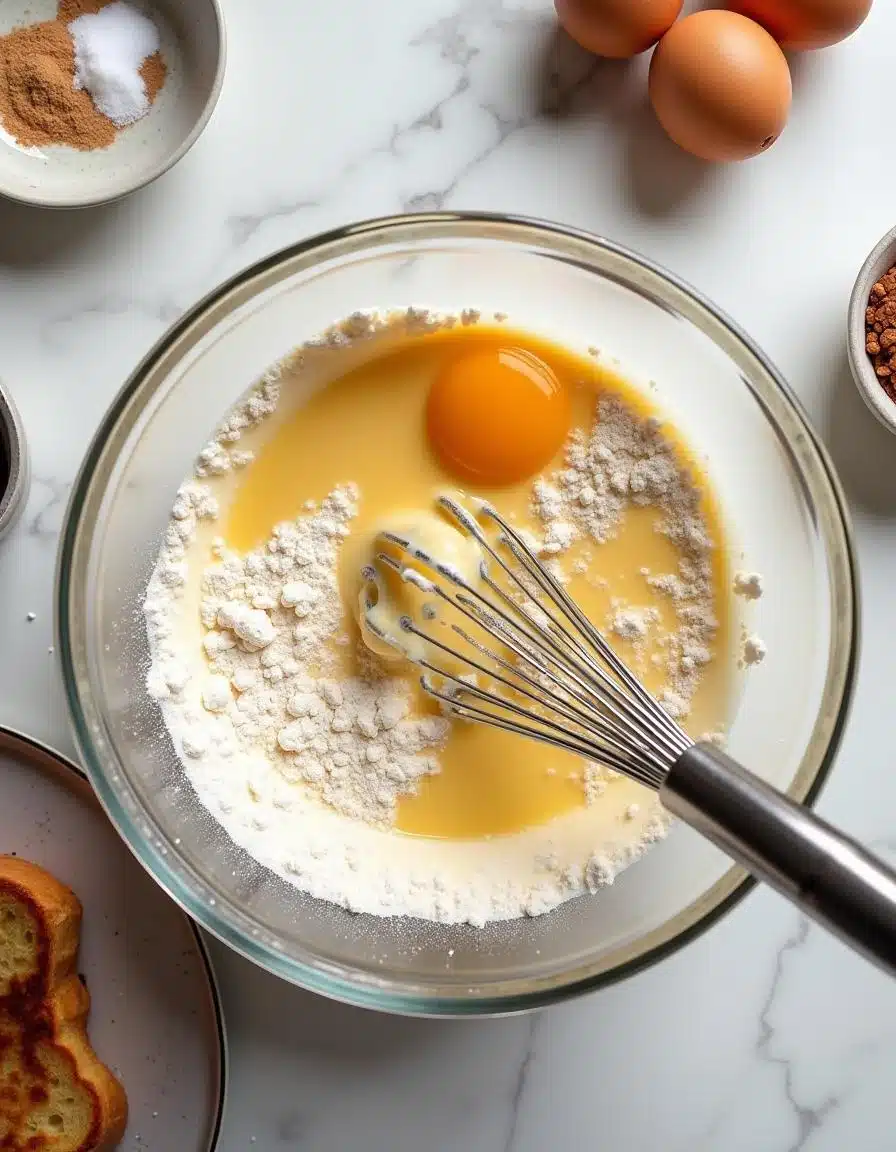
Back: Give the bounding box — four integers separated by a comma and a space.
555, 0, 683, 59
728, 0, 873, 50
648, 12, 792, 162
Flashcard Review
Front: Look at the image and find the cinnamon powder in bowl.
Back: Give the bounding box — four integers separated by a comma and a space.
0, 0, 224, 208
0, 4, 168, 153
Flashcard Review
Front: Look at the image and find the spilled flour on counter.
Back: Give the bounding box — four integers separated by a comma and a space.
143, 310, 743, 925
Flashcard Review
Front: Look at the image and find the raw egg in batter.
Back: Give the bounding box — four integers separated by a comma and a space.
426, 346, 571, 485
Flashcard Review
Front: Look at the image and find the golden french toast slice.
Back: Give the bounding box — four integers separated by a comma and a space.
0, 855, 127, 1151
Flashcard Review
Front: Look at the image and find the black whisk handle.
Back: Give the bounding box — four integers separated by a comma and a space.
661, 743, 896, 978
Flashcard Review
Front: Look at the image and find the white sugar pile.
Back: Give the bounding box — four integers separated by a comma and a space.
70, 2, 161, 128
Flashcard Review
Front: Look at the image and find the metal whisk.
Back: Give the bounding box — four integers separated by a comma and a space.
366, 495, 896, 977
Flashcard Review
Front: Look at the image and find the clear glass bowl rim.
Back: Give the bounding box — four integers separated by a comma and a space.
56, 212, 860, 1016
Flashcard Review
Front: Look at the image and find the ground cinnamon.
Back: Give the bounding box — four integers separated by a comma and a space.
0, 19, 115, 150
139, 52, 167, 105
58, 1, 108, 17
0, 2, 166, 151
865, 264, 896, 403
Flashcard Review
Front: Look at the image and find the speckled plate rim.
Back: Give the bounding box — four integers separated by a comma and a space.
0, 723, 228, 1146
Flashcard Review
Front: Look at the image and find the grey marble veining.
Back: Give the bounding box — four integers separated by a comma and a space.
2, 0, 896, 1148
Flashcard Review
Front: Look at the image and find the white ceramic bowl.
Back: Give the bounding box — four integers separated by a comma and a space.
0, 0, 225, 209
848, 224, 896, 434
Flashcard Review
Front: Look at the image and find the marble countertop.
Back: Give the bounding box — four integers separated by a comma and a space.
2, 1, 896, 1148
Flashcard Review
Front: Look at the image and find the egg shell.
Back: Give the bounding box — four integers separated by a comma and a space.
728, 0, 873, 50
555, 0, 683, 59
648, 11, 792, 163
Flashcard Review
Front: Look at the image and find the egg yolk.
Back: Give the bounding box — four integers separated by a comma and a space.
426, 347, 571, 486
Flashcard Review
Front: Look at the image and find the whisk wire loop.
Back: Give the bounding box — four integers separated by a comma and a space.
377, 545, 662, 769
447, 500, 688, 760
367, 496, 697, 791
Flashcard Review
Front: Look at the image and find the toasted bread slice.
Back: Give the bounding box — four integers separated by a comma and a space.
0, 856, 128, 1151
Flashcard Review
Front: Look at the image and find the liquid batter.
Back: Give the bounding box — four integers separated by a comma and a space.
220, 326, 734, 841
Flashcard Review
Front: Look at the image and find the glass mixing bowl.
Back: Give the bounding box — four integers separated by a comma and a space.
57, 214, 858, 1015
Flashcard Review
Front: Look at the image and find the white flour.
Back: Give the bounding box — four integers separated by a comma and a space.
734, 571, 763, 600
743, 634, 767, 666
143, 312, 743, 925
530, 395, 718, 721
190, 488, 449, 827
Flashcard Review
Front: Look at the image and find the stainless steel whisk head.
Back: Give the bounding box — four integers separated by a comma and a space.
367, 494, 688, 792
364, 495, 896, 979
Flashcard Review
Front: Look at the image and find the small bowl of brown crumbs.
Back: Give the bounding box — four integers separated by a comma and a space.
0, 0, 225, 209
848, 224, 896, 434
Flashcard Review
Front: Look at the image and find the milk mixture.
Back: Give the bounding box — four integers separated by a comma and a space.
144, 311, 750, 925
